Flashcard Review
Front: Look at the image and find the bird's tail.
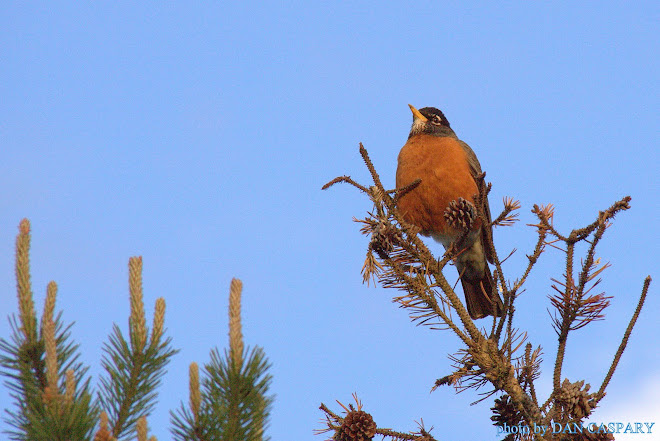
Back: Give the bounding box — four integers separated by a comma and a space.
460, 268, 504, 319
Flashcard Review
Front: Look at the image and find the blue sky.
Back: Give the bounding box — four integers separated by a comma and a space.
1, 2, 658, 440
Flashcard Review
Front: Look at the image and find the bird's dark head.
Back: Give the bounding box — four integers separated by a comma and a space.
408, 104, 453, 138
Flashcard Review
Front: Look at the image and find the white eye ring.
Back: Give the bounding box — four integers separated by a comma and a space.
431, 115, 443, 125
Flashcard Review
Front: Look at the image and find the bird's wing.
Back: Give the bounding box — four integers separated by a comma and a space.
459, 140, 495, 264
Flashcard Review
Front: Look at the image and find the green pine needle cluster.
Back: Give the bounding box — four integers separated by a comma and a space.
171, 347, 274, 441
0, 314, 99, 440
1, 219, 273, 440
171, 278, 273, 441
0, 220, 98, 440
97, 322, 178, 440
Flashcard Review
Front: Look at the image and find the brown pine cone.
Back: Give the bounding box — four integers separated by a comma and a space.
557, 379, 596, 420
335, 409, 377, 441
444, 198, 477, 231
491, 394, 523, 427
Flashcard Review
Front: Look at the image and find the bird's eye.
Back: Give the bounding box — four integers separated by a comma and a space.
431, 115, 443, 125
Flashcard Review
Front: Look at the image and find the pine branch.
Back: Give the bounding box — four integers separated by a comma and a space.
199, 347, 274, 441
319, 395, 437, 441
229, 278, 244, 367
596, 276, 651, 401
321, 174, 370, 193
491, 197, 521, 227
98, 257, 178, 440
2, 219, 98, 440
546, 198, 630, 397
99, 322, 177, 440
171, 279, 273, 441
15, 219, 37, 343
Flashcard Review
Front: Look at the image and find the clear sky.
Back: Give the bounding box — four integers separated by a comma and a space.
1, 2, 658, 440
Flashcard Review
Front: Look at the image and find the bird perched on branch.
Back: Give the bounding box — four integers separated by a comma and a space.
396, 104, 504, 319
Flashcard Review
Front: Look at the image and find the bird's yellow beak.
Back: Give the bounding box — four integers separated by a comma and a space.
408, 104, 428, 122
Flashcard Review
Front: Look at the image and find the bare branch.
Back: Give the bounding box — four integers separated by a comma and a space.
322, 175, 369, 193
597, 276, 652, 400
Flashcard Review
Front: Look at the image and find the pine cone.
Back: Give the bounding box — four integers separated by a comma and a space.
491, 394, 522, 427
371, 220, 396, 255
491, 395, 527, 441
444, 198, 476, 231
557, 379, 596, 420
335, 409, 377, 441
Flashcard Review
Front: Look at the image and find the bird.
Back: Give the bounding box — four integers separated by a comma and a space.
395, 104, 504, 319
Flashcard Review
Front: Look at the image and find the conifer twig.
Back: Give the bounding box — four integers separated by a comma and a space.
150, 298, 166, 347
65, 368, 75, 404
137, 416, 148, 441
229, 278, 244, 366
2, 219, 99, 440
99, 257, 178, 440
16, 219, 37, 342
321, 175, 369, 193
189, 362, 200, 421
550, 197, 630, 394
129, 256, 147, 352
392, 178, 421, 202
94, 411, 114, 441
597, 275, 651, 400
41, 281, 57, 334
44, 316, 58, 394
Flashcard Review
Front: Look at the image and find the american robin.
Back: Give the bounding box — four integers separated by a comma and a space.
396, 104, 504, 319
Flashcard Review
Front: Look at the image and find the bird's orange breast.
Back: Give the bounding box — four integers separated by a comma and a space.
396, 134, 478, 236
